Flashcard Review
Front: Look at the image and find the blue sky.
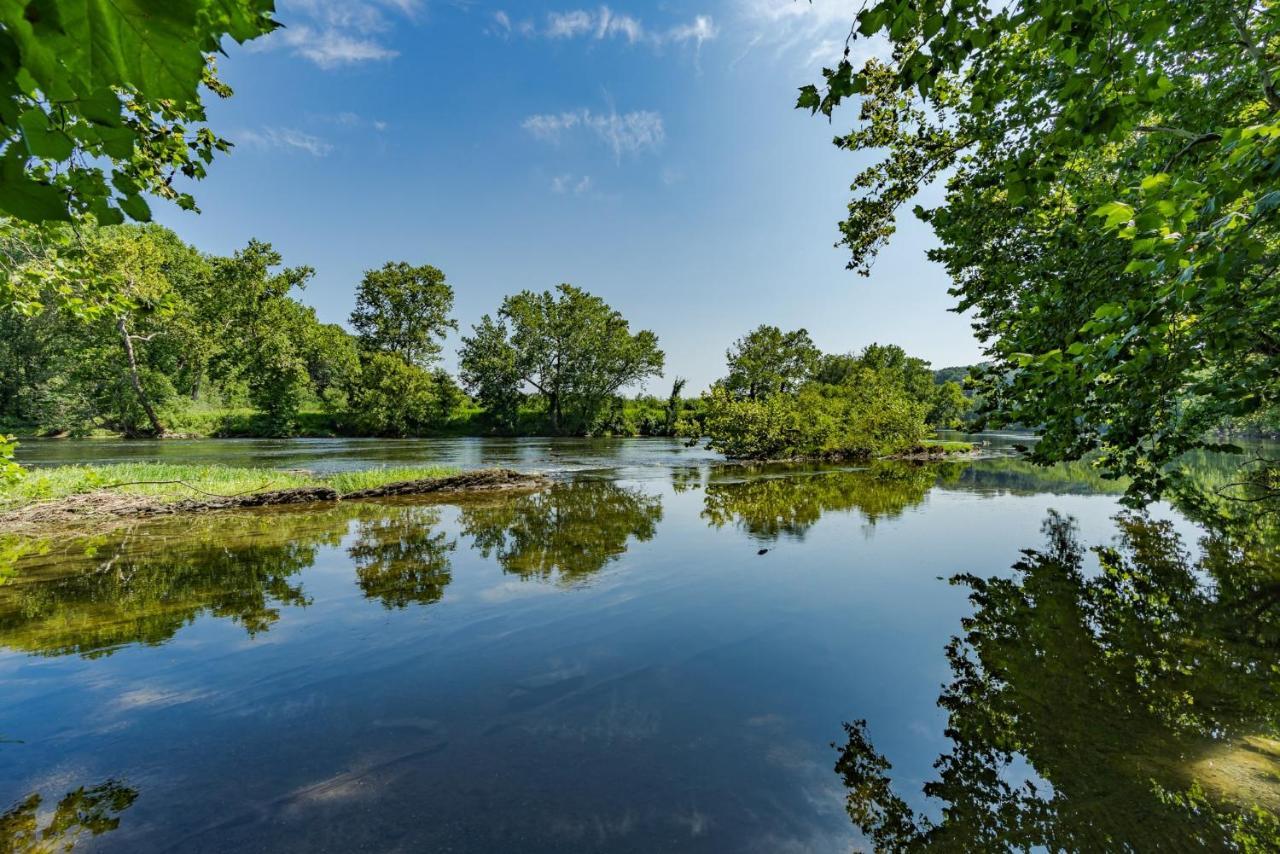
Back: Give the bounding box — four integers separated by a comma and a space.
156, 0, 981, 392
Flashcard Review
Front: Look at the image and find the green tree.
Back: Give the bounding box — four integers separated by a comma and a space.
724, 325, 820, 400
203, 241, 314, 436
302, 322, 361, 412
457, 313, 523, 430
458, 284, 664, 434
350, 262, 457, 368
858, 343, 935, 403
801, 0, 1280, 502
348, 351, 440, 436
696, 380, 927, 461
927, 380, 969, 428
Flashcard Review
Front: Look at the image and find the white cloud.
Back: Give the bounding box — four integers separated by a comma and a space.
735, 0, 884, 71
263, 0, 422, 68
523, 108, 665, 160
667, 15, 718, 49
547, 9, 594, 38
550, 173, 593, 194
236, 127, 334, 157
505, 6, 717, 52
522, 111, 582, 142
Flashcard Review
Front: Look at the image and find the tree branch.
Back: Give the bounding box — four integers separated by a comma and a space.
1229, 5, 1280, 113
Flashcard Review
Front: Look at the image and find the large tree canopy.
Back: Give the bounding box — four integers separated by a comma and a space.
349, 262, 457, 368
458, 284, 664, 434
803, 0, 1280, 501
723, 324, 820, 400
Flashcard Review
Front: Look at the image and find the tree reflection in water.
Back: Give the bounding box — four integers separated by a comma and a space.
0, 509, 354, 658
701, 464, 936, 541
835, 512, 1280, 851
0, 779, 137, 852
348, 507, 456, 609
458, 480, 662, 582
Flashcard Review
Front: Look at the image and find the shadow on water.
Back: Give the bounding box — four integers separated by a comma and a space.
834, 511, 1280, 851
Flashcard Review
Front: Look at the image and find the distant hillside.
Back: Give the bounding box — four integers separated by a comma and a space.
934, 365, 976, 386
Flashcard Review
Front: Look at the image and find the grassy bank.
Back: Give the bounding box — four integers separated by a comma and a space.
920, 439, 976, 454
0, 463, 460, 511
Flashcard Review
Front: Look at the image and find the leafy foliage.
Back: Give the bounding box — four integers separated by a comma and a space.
691, 336, 939, 461
348, 350, 446, 437
0, 0, 277, 228
349, 261, 457, 368
0, 434, 20, 485
458, 284, 664, 434
724, 325, 820, 400
697, 381, 926, 461
803, 0, 1280, 501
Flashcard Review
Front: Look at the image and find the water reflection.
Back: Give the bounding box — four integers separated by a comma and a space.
459, 480, 663, 582
0, 779, 137, 852
349, 507, 456, 609
835, 512, 1280, 850
701, 465, 936, 541
0, 510, 347, 658
0, 481, 669, 657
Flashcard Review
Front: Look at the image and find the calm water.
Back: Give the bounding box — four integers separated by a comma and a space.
1, 438, 1275, 851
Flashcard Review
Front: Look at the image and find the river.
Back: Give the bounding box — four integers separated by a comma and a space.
1, 436, 1274, 851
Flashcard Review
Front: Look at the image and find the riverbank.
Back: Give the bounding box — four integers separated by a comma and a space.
2, 398, 695, 441
0, 464, 548, 533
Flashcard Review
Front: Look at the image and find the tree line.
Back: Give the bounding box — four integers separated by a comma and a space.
680, 324, 969, 460
0, 222, 971, 452
0, 223, 674, 440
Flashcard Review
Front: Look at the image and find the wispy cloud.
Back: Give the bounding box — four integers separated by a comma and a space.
734, 0, 884, 71
315, 111, 389, 131
235, 127, 334, 157
551, 173, 593, 194
495, 7, 718, 53
262, 0, 422, 68
523, 108, 665, 160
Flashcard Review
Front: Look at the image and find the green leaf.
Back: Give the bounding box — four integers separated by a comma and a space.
118, 192, 151, 222
0, 146, 69, 220
1094, 201, 1134, 228
19, 107, 73, 159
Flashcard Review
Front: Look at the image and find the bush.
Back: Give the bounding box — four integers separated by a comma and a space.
347, 353, 464, 436
691, 380, 928, 461
0, 435, 22, 485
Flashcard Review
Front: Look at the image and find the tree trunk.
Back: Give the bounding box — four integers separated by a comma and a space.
116, 315, 165, 437
549, 390, 561, 433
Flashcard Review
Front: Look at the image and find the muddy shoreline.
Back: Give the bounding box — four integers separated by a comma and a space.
0, 469, 549, 535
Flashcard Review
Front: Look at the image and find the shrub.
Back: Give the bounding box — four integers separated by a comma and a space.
693, 380, 928, 461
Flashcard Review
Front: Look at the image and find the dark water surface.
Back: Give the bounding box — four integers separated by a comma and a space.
2, 438, 1276, 851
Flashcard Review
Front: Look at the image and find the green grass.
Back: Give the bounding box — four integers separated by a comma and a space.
0, 463, 459, 511
921, 439, 976, 454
